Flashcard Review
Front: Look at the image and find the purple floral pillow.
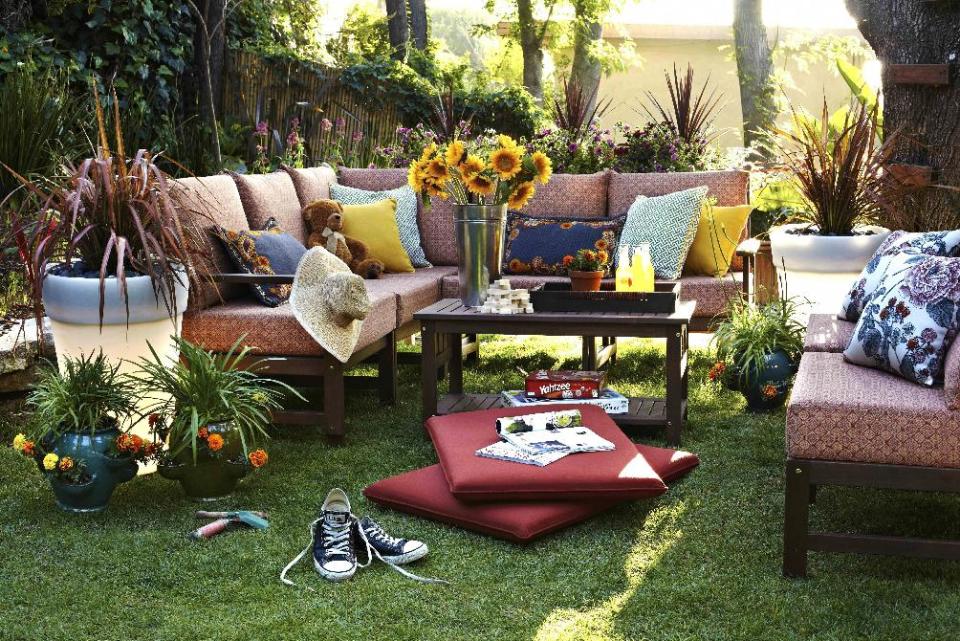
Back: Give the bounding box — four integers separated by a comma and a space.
838, 230, 960, 321
844, 253, 960, 386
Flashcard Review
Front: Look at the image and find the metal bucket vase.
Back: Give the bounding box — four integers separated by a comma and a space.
455, 204, 507, 307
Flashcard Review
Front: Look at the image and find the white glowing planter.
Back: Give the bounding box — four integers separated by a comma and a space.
770, 223, 890, 316
42, 265, 190, 443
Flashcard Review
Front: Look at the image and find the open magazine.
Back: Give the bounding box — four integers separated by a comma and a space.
477, 409, 616, 466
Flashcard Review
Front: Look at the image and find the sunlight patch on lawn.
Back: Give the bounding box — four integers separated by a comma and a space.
533, 500, 687, 641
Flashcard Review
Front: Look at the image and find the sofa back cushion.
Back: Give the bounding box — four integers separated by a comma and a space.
172, 175, 249, 309
233, 171, 306, 243
608, 170, 749, 213
522, 171, 609, 219
284, 165, 337, 207
945, 334, 960, 410
503, 213, 624, 275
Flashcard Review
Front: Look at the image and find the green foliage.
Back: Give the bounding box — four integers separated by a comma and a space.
524, 123, 616, 174
712, 296, 805, 385
229, 0, 327, 59
322, 4, 392, 66
465, 82, 547, 139
130, 337, 298, 462
837, 58, 883, 136
614, 121, 726, 173
27, 352, 138, 438
340, 58, 437, 126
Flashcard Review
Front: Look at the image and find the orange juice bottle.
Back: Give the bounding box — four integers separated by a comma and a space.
630, 243, 655, 292
615, 246, 633, 291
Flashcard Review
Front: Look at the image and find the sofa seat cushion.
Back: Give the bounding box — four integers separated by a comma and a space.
363, 443, 699, 542
440, 272, 739, 319
233, 172, 307, 244
182, 288, 397, 357
427, 404, 668, 502
787, 352, 960, 468
364, 267, 457, 326
804, 314, 855, 353
173, 176, 250, 309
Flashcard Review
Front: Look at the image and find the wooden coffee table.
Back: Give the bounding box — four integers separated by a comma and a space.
415, 298, 695, 446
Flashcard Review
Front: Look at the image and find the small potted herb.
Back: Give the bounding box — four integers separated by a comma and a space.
563, 248, 610, 292
12, 352, 142, 512
132, 336, 297, 501
710, 296, 805, 410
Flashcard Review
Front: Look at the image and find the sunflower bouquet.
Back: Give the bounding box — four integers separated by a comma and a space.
408, 133, 553, 209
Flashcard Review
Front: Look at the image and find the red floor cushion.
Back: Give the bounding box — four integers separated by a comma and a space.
363, 443, 699, 542
427, 404, 668, 502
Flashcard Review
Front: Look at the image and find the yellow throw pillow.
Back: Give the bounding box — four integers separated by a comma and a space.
339, 198, 415, 273
683, 203, 752, 277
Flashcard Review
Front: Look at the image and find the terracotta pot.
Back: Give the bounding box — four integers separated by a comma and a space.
569, 270, 604, 292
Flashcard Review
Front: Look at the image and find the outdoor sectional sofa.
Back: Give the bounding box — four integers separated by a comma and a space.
784, 313, 960, 575
174, 167, 750, 437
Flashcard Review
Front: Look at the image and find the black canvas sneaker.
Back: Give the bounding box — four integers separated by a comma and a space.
312, 488, 357, 581
355, 516, 429, 565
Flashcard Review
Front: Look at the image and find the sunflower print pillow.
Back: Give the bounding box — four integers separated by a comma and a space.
502, 213, 625, 276
214, 218, 307, 307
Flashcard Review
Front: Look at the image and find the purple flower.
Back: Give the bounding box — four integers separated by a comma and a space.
321, 118, 333, 132
568, 143, 579, 153
255, 121, 269, 136
287, 130, 299, 147
902, 257, 960, 305
290, 116, 300, 129
335, 117, 346, 130
352, 131, 364, 142
922, 327, 939, 343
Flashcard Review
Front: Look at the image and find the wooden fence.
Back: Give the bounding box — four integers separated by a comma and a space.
221, 50, 401, 167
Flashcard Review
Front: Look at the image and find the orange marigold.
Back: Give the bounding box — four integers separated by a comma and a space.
707, 361, 726, 381
207, 433, 225, 452
761, 384, 778, 400
21, 440, 35, 456
58, 456, 75, 472
249, 449, 269, 468
198, 427, 209, 440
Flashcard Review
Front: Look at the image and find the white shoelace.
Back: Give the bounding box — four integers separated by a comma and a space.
280, 515, 448, 588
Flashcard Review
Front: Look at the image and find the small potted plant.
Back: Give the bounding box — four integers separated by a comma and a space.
12, 352, 142, 512
710, 296, 805, 411
563, 248, 610, 292
132, 336, 296, 501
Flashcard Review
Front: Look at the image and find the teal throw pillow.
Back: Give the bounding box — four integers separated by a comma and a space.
330, 183, 431, 268
618, 186, 708, 280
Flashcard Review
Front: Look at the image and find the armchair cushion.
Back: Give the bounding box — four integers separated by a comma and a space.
522, 171, 609, 219
804, 314, 855, 353
683, 204, 752, 277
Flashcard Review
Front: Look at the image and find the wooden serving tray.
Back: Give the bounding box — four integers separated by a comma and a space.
529, 281, 680, 314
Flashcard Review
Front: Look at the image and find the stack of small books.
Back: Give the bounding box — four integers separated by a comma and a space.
475, 409, 615, 466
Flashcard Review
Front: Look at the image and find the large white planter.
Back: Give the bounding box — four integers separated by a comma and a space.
769, 223, 890, 316
43, 265, 190, 449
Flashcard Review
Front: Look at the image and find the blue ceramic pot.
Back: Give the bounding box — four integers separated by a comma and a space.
38, 426, 138, 513
733, 349, 799, 412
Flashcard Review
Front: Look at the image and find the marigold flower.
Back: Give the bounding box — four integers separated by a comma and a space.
249, 449, 269, 468
12, 433, 26, 452
198, 427, 209, 440
207, 433, 225, 452
58, 457, 74, 472
507, 181, 535, 209
42, 453, 59, 471
562, 255, 574, 267
762, 384, 778, 400
20, 440, 35, 457
708, 361, 726, 381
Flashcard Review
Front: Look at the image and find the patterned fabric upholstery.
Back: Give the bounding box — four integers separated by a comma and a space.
787, 352, 959, 467
233, 172, 307, 243
945, 338, 960, 410
439, 272, 740, 319
284, 165, 337, 207
214, 218, 306, 307
607, 170, 750, 214
172, 176, 250, 310
364, 267, 457, 326
620, 187, 709, 280
803, 314, 855, 353
182, 288, 397, 357
522, 172, 609, 219
502, 214, 623, 275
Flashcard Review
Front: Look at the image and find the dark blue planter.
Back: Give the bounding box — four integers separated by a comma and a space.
38, 427, 138, 513
732, 349, 798, 412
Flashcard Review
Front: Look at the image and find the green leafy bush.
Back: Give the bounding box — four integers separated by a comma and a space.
614, 122, 726, 173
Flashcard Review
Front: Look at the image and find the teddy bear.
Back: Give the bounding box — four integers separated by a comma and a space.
303, 199, 384, 279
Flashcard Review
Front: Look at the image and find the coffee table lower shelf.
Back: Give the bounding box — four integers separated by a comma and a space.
436, 393, 687, 429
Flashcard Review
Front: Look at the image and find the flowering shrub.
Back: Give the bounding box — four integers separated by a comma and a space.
524, 125, 616, 175
376, 123, 441, 168
12, 433, 91, 485
614, 122, 725, 173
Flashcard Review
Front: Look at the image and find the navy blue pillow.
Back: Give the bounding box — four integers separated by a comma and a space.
502, 213, 625, 276
215, 218, 306, 306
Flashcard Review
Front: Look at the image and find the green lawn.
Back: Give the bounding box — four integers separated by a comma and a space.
2, 336, 960, 641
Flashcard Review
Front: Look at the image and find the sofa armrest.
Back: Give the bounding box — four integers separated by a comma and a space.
735, 238, 762, 257
209, 273, 295, 285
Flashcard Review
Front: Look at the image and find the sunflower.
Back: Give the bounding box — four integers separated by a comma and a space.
444, 140, 466, 167
531, 151, 552, 184
497, 134, 520, 151
419, 142, 437, 163
427, 158, 449, 181
507, 181, 536, 209
460, 154, 485, 177
466, 173, 496, 196
490, 146, 522, 180
407, 160, 426, 191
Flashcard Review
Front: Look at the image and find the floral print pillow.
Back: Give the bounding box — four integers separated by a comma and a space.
215, 218, 307, 307
838, 230, 960, 321
502, 213, 624, 276
844, 253, 960, 386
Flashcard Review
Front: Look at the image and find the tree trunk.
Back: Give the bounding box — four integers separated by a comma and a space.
733, 0, 776, 153
846, 0, 960, 230
206, 0, 226, 115
408, 0, 428, 51
187, 0, 223, 168
385, 0, 409, 61
570, 1, 603, 115
517, 0, 544, 102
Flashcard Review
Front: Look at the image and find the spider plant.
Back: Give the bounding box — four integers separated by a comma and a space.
552, 76, 611, 140
770, 101, 899, 236
130, 336, 300, 463
27, 351, 138, 439
641, 63, 723, 145
712, 295, 805, 386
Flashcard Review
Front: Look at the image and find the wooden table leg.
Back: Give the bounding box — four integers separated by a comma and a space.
449, 331, 463, 394
665, 328, 684, 446
581, 336, 597, 370
421, 324, 439, 422
680, 324, 689, 420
